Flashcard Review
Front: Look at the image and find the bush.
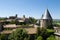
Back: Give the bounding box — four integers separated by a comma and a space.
0, 34, 6, 40
46, 29, 54, 36
53, 20, 60, 27
36, 36, 42, 40
4, 28, 13, 30
36, 27, 55, 40
8, 28, 28, 40
24, 37, 29, 40
9, 20, 16, 24
47, 35, 56, 40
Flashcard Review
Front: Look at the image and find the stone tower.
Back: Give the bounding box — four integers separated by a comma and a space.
40, 9, 53, 29
15, 14, 18, 18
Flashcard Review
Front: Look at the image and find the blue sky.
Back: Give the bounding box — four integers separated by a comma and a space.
0, 0, 60, 19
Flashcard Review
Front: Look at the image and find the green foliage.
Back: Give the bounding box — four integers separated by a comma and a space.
23, 15, 25, 18
53, 20, 60, 27
36, 27, 47, 40
18, 22, 26, 25
36, 36, 42, 40
36, 27, 41, 36
8, 28, 28, 40
36, 27, 55, 40
0, 34, 6, 40
47, 35, 56, 40
0, 27, 55, 40
9, 20, 16, 24
0, 18, 6, 20
29, 17, 37, 24
24, 37, 29, 40
46, 29, 54, 34
4, 28, 13, 30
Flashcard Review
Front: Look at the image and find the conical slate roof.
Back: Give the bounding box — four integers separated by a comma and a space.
41, 9, 52, 20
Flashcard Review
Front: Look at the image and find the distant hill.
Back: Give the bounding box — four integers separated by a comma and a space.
53, 19, 60, 21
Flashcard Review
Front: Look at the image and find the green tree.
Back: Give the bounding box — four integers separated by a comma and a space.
24, 37, 29, 40
36, 27, 41, 37
36, 36, 42, 40
23, 15, 25, 18
47, 35, 56, 40
0, 34, 6, 40
9, 20, 16, 24
53, 20, 60, 27
29, 17, 37, 26
36, 27, 54, 40
8, 28, 28, 40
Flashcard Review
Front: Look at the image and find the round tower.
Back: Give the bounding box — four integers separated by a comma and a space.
40, 9, 53, 29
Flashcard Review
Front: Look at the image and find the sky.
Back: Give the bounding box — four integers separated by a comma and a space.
0, 0, 60, 19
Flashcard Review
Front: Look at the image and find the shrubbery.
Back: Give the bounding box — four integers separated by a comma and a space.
36, 27, 55, 40
36, 36, 42, 40
53, 20, 60, 27
0, 34, 7, 40
8, 28, 29, 40
0, 27, 56, 40
47, 35, 56, 40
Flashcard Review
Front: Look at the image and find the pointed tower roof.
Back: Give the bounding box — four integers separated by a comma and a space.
41, 9, 52, 20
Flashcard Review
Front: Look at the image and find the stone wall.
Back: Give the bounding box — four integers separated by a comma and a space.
55, 35, 60, 40
54, 27, 60, 40
40, 19, 52, 28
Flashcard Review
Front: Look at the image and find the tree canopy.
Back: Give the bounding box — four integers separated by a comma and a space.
36, 36, 42, 40
8, 28, 29, 40
47, 35, 56, 40
28, 17, 37, 24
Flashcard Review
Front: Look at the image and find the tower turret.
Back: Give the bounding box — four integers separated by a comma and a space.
40, 9, 53, 29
